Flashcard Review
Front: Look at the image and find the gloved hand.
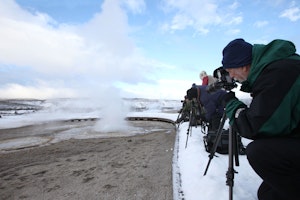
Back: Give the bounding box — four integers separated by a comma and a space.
222, 91, 237, 106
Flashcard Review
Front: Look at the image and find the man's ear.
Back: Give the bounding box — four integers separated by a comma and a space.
243, 64, 251, 72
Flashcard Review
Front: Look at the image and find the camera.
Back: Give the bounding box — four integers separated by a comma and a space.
206, 67, 237, 93
186, 87, 198, 100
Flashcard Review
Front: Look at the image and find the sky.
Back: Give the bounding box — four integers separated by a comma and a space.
0, 0, 300, 100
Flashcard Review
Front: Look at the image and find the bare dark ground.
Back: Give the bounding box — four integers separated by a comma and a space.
0, 121, 176, 200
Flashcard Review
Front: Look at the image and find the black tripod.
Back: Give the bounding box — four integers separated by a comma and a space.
176, 109, 183, 129
203, 111, 240, 200
185, 99, 199, 148
176, 99, 191, 128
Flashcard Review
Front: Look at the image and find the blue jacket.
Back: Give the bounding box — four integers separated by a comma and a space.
196, 85, 226, 121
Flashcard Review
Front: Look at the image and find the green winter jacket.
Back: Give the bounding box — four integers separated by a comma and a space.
226, 39, 300, 139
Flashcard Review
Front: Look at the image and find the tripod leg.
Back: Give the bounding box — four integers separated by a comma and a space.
203, 112, 227, 176
185, 116, 193, 149
185, 104, 197, 149
227, 125, 234, 200
233, 130, 240, 167
185, 129, 189, 149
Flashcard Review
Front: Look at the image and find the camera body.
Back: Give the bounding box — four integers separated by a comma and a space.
206, 67, 237, 93
186, 87, 198, 100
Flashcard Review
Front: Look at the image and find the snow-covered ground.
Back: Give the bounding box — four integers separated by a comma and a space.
0, 98, 261, 200
175, 122, 261, 200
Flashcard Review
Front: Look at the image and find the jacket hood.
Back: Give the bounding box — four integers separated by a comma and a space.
241, 39, 300, 92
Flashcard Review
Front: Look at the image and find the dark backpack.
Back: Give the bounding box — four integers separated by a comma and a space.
203, 129, 229, 154
203, 129, 246, 155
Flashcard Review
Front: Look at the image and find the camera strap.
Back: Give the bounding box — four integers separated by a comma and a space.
197, 87, 205, 113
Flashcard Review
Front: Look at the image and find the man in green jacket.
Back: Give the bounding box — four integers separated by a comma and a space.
221, 38, 300, 200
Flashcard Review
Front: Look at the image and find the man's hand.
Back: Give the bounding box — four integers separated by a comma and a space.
222, 91, 237, 106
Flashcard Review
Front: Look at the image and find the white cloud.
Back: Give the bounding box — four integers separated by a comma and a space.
280, 7, 300, 21
170, 14, 194, 31
161, 0, 222, 34
228, 1, 240, 10
118, 79, 192, 99
0, 0, 55, 25
254, 20, 269, 28
161, 0, 243, 34
225, 29, 241, 35
0, 0, 160, 99
0, 18, 85, 73
122, 0, 146, 14
0, 83, 76, 99
224, 16, 243, 25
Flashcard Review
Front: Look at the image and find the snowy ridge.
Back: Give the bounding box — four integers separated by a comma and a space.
173, 128, 184, 200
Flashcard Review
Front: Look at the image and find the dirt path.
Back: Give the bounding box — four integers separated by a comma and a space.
0, 122, 176, 200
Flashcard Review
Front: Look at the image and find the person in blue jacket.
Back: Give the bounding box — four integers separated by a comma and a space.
186, 85, 226, 131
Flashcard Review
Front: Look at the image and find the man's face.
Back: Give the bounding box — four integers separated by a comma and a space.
225, 66, 249, 82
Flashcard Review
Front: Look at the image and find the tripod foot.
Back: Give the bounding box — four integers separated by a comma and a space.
239, 147, 246, 155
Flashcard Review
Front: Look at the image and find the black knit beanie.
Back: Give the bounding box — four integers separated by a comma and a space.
222, 38, 253, 69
